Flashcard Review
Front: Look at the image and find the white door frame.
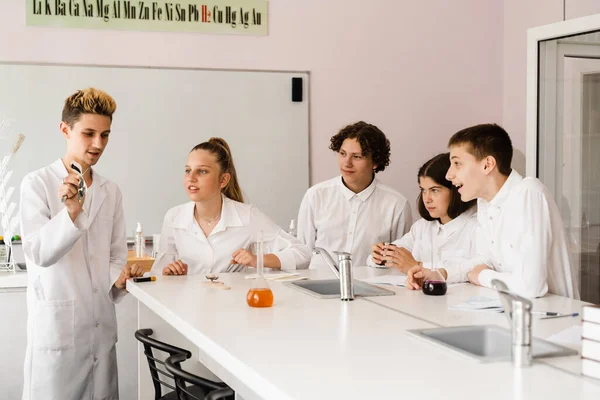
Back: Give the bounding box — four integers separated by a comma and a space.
526, 13, 600, 177
563, 57, 600, 229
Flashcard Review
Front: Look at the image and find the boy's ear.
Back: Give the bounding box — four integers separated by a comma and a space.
483, 155, 497, 175
59, 121, 70, 139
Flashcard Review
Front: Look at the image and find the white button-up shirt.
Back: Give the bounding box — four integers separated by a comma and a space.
475, 170, 579, 299
297, 176, 411, 269
151, 196, 311, 274
366, 207, 478, 282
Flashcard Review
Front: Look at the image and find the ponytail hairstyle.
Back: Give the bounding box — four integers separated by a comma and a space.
190, 138, 244, 203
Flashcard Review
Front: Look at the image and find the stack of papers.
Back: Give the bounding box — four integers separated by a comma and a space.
360, 275, 407, 287
449, 296, 504, 313
244, 272, 306, 282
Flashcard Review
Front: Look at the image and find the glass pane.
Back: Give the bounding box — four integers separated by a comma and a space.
538, 32, 600, 302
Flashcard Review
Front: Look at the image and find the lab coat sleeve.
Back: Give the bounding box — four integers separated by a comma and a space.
20, 173, 88, 267
109, 187, 129, 303
253, 207, 311, 271
150, 211, 178, 274
477, 189, 551, 298
296, 190, 316, 252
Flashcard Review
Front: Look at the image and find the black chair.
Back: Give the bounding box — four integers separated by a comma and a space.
165, 353, 235, 400
135, 328, 232, 400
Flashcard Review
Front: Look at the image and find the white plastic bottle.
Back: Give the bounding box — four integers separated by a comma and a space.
135, 222, 145, 258
288, 219, 297, 237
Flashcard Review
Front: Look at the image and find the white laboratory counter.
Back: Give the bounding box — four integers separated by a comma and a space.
127, 268, 600, 400
0, 270, 28, 290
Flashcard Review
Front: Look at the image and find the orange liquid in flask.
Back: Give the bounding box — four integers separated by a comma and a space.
246, 288, 274, 308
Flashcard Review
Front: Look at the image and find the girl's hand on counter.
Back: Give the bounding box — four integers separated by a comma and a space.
162, 260, 188, 275
371, 242, 386, 265
384, 247, 417, 274
230, 249, 257, 267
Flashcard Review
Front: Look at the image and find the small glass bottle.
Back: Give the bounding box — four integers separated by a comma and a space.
246, 231, 274, 308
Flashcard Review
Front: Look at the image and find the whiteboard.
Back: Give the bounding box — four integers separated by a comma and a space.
0, 63, 309, 236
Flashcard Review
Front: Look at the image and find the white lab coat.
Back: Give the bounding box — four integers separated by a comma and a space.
20, 159, 127, 400
152, 196, 311, 274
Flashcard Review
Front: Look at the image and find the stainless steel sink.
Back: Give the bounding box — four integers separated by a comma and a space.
284, 279, 395, 299
408, 325, 578, 362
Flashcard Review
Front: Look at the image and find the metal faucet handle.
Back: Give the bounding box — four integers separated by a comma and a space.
333, 251, 352, 261
492, 279, 533, 367
492, 279, 532, 318
313, 247, 340, 279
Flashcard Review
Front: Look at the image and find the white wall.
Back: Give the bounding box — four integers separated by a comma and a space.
0, 0, 504, 216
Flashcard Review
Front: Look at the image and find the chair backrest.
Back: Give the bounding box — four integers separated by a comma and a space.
165, 353, 234, 400
134, 328, 192, 400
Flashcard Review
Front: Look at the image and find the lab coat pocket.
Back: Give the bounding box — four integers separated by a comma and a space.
33, 299, 75, 351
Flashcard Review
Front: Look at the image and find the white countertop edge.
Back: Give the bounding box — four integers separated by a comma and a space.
127, 281, 295, 400
0, 271, 28, 289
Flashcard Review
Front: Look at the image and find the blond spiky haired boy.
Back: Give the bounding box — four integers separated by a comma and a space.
19, 88, 144, 399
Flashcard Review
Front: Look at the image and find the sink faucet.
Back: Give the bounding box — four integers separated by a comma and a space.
492, 279, 533, 367
313, 247, 354, 301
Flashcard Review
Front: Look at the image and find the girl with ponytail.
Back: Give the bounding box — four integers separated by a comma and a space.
152, 137, 310, 276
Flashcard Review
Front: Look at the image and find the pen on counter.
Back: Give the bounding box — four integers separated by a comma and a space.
532, 311, 562, 316
133, 276, 156, 283
538, 312, 579, 320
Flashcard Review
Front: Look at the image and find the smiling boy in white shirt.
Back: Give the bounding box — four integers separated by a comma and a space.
442, 123, 578, 298
297, 121, 411, 269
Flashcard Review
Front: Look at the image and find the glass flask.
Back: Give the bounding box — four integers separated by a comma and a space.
422, 235, 447, 296
246, 231, 274, 307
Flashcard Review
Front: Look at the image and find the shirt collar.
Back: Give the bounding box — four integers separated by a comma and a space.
338, 175, 378, 202
171, 195, 243, 232
50, 158, 106, 186
212, 195, 243, 234
489, 169, 522, 208
434, 206, 476, 235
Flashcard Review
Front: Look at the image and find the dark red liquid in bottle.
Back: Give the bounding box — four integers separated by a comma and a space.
422, 280, 447, 296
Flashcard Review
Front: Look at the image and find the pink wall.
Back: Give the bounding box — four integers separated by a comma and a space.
566, 0, 600, 19
502, 0, 600, 173
1, 1, 503, 216
502, 0, 563, 173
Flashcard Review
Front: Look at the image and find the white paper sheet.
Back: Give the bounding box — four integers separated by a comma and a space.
361, 275, 408, 287
449, 296, 504, 313
547, 325, 582, 346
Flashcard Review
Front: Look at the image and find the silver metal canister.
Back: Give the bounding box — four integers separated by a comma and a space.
338, 253, 354, 301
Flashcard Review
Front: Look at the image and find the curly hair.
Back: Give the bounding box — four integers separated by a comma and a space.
329, 121, 391, 173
